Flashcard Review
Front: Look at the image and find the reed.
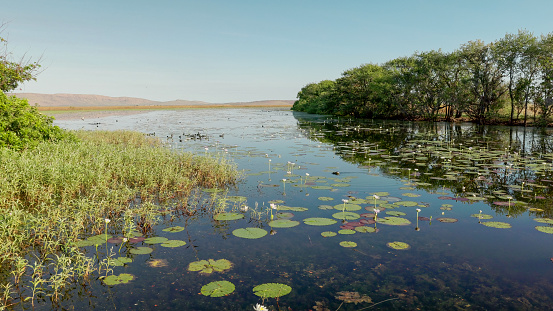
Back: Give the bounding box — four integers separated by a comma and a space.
0, 130, 238, 307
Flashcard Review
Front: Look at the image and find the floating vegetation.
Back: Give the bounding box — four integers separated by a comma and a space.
268, 219, 300, 228
481, 221, 512, 229
103, 273, 135, 286
253, 283, 292, 298
339, 241, 357, 248
162, 226, 185, 232
188, 259, 233, 274
377, 216, 411, 226
226, 196, 247, 202
338, 229, 356, 235
318, 205, 334, 210
232, 228, 268, 239
355, 226, 377, 233
470, 214, 493, 220
332, 212, 361, 220
534, 218, 553, 224
146, 259, 168, 268
143, 237, 169, 244
214, 212, 245, 221
535, 226, 553, 234
387, 241, 411, 250
303, 217, 338, 226
333, 203, 362, 211
129, 246, 153, 255
335, 291, 373, 304
385, 211, 406, 216
201, 281, 235, 297
110, 257, 133, 266
321, 231, 337, 237
436, 217, 458, 223
278, 206, 309, 212
318, 196, 334, 201
160, 240, 187, 247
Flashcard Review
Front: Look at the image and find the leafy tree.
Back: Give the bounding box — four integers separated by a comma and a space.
0, 24, 40, 92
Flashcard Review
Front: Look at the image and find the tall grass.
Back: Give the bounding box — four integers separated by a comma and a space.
0, 130, 238, 307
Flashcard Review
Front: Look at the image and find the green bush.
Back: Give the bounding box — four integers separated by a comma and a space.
0, 91, 75, 150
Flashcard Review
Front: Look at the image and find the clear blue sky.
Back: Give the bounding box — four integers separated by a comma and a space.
4, 0, 553, 103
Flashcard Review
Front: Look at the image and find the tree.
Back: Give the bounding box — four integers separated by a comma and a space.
0, 23, 41, 92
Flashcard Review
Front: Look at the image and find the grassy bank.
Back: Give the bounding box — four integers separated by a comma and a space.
0, 130, 238, 307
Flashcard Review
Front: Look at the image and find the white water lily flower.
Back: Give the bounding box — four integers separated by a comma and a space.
104, 218, 110, 224
416, 208, 421, 212
373, 208, 380, 214
305, 173, 309, 176
342, 199, 349, 203
373, 195, 380, 200
270, 203, 277, 210
253, 304, 268, 311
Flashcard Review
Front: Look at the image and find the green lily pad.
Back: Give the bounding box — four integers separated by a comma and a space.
470, 214, 493, 220
278, 206, 308, 212
188, 259, 233, 274
331, 183, 350, 187
372, 192, 390, 196
535, 226, 553, 234
394, 201, 419, 207
201, 281, 235, 297
534, 218, 553, 224
311, 186, 333, 190
226, 196, 247, 202
436, 217, 458, 223
481, 221, 511, 229
338, 229, 356, 235
129, 246, 153, 254
355, 226, 376, 233
214, 212, 245, 221
321, 231, 337, 237
268, 219, 300, 228
332, 212, 360, 220
386, 211, 406, 216
253, 283, 292, 298
303, 217, 338, 226
75, 239, 97, 247
110, 257, 133, 266
268, 200, 285, 204
162, 226, 185, 233
318, 197, 335, 201
339, 241, 357, 248
232, 228, 268, 239
277, 212, 294, 219
143, 237, 169, 244
160, 240, 187, 247
103, 273, 134, 285
386, 241, 410, 250
377, 216, 411, 226
402, 193, 421, 197
318, 205, 334, 210
333, 203, 362, 211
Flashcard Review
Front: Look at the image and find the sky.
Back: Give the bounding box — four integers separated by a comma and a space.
3, 0, 553, 103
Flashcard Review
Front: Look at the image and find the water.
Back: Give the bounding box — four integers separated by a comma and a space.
46, 108, 553, 310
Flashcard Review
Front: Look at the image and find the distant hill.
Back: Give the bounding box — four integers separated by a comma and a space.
10, 93, 294, 108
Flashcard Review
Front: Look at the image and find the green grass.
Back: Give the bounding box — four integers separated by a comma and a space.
0, 130, 238, 307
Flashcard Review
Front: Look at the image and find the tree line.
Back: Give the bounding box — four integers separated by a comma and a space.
292, 30, 553, 126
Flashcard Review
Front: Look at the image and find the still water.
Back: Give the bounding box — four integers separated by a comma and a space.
51, 108, 553, 310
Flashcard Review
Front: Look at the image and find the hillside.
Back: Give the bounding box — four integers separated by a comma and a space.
10, 93, 294, 108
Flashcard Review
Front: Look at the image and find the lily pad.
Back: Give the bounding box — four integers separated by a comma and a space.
214, 212, 245, 221
470, 214, 493, 220
253, 283, 292, 298
339, 241, 357, 248
232, 228, 268, 239
333, 203, 362, 211
303, 217, 338, 226
481, 221, 511, 229
436, 217, 458, 223
103, 273, 134, 285
268, 219, 300, 228
129, 246, 153, 255
188, 259, 233, 274
535, 226, 553, 234
355, 226, 376, 233
338, 229, 356, 235
321, 231, 337, 237
332, 212, 361, 220
534, 218, 553, 224
377, 216, 411, 226
278, 206, 308, 212
318, 197, 335, 201
386, 211, 406, 216
318, 205, 334, 210
226, 196, 247, 202
201, 281, 235, 297
386, 241, 410, 250
160, 240, 187, 247
143, 237, 169, 244
162, 226, 185, 233
110, 257, 133, 266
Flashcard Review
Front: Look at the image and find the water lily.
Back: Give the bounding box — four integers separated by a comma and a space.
241, 205, 249, 212
253, 304, 268, 311
373, 208, 380, 221
104, 218, 110, 224
270, 203, 277, 210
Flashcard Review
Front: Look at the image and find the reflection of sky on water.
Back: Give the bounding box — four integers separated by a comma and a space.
50, 109, 553, 310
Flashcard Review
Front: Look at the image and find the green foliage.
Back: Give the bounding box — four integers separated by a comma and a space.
0, 92, 75, 150
293, 30, 553, 126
